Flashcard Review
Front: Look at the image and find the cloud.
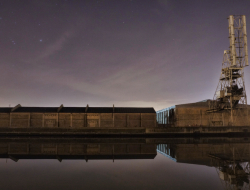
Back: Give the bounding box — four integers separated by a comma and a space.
17, 45, 192, 107
38, 30, 74, 59
21, 51, 163, 101
21, 30, 75, 65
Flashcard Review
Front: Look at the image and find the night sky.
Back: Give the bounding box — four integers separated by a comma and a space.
1, 0, 250, 110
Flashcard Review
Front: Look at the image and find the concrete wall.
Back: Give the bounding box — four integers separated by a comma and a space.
175, 107, 250, 127
0, 112, 156, 128
157, 102, 250, 127
175, 107, 209, 127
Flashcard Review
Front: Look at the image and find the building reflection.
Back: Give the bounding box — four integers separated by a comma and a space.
1, 137, 250, 189
157, 139, 250, 190
0, 138, 157, 162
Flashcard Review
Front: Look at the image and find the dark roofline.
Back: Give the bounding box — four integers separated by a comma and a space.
0, 108, 13, 113
3, 104, 155, 113
176, 102, 209, 108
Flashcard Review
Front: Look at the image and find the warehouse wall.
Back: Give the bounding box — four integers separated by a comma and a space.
0, 112, 156, 128
0, 113, 10, 127
157, 104, 250, 127
175, 107, 209, 127
176, 107, 250, 127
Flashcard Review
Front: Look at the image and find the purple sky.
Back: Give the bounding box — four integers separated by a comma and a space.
1, 0, 250, 110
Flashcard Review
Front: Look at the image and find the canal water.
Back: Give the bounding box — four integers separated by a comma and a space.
0, 137, 249, 190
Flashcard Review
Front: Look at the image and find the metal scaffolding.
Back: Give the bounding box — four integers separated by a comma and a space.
208, 15, 248, 125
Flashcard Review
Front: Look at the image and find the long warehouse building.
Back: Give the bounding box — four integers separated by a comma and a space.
0, 104, 156, 128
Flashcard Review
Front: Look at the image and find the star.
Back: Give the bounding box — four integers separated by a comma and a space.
39, 39, 43, 42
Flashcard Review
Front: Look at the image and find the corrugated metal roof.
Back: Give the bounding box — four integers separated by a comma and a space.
87, 107, 113, 113
87, 107, 155, 113
0, 108, 12, 113
7, 106, 155, 113
115, 107, 155, 113
157, 105, 176, 113
13, 107, 58, 112
60, 107, 86, 113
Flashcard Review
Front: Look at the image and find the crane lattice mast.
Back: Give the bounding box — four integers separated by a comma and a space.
208, 15, 248, 125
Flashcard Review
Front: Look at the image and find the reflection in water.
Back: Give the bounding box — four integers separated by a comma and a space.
157, 141, 250, 190
1, 137, 250, 189
0, 138, 156, 161
157, 144, 176, 162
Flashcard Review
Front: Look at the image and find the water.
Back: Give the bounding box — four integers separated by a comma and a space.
0, 137, 249, 190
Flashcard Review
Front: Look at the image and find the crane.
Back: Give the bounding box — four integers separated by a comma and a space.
208, 15, 248, 126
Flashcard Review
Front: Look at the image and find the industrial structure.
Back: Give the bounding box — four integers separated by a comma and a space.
208, 15, 249, 125
156, 100, 250, 127
0, 104, 156, 128
157, 15, 249, 127
156, 101, 211, 127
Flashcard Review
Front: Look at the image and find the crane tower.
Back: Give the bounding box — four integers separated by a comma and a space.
208, 15, 248, 125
